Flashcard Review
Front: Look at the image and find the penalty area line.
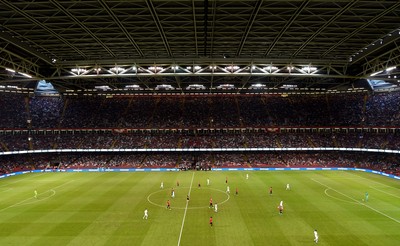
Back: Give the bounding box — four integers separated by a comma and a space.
369, 186, 400, 199
177, 172, 195, 246
324, 189, 359, 205
311, 178, 400, 224
0, 179, 74, 212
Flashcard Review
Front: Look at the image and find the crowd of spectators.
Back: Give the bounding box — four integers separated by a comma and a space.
2, 91, 400, 129
29, 96, 63, 128
0, 132, 400, 152
365, 92, 400, 126
0, 94, 28, 128
246, 151, 400, 174
2, 132, 400, 151
1, 152, 399, 177
1, 91, 400, 176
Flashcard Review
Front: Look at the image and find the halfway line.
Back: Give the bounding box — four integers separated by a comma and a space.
177, 172, 195, 246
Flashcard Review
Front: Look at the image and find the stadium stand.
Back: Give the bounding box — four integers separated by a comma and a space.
1, 91, 400, 176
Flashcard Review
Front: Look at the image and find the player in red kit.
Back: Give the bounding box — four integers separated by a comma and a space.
209, 197, 213, 208
209, 216, 213, 227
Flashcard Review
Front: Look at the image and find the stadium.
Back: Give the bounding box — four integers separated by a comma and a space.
0, 1, 399, 245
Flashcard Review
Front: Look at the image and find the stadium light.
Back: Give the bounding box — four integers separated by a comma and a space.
71, 68, 87, 74
301, 66, 317, 73
155, 84, 175, 90
187, 84, 206, 90
111, 67, 124, 72
95, 85, 111, 91
225, 65, 239, 70
249, 84, 266, 89
217, 84, 235, 89
370, 70, 383, 76
20, 72, 32, 78
263, 66, 278, 71
148, 66, 162, 71
125, 85, 141, 90
386, 66, 396, 72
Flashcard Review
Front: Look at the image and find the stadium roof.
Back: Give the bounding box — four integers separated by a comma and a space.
0, 0, 399, 93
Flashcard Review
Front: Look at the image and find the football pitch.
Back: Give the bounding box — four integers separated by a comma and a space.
0, 171, 399, 246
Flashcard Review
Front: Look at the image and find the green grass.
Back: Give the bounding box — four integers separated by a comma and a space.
0, 171, 399, 246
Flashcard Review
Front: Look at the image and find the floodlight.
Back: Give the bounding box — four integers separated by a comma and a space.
386, 66, 396, 72
263, 66, 278, 70
148, 66, 162, 71
370, 71, 383, 76
20, 72, 32, 78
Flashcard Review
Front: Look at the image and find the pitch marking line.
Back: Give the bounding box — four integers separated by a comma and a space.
0, 172, 46, 188
0, 195, 37, 212
311, 178, 400, 224
0, 187, 12, 193
0, 179, 74, 212
369, 186, 400, 199
345, 171, 400, 191
324, 189, 359, 205
177, 172, 195, 246
13, 190, 56, 207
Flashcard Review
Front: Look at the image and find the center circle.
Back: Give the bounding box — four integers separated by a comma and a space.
147, 186, 230, 209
